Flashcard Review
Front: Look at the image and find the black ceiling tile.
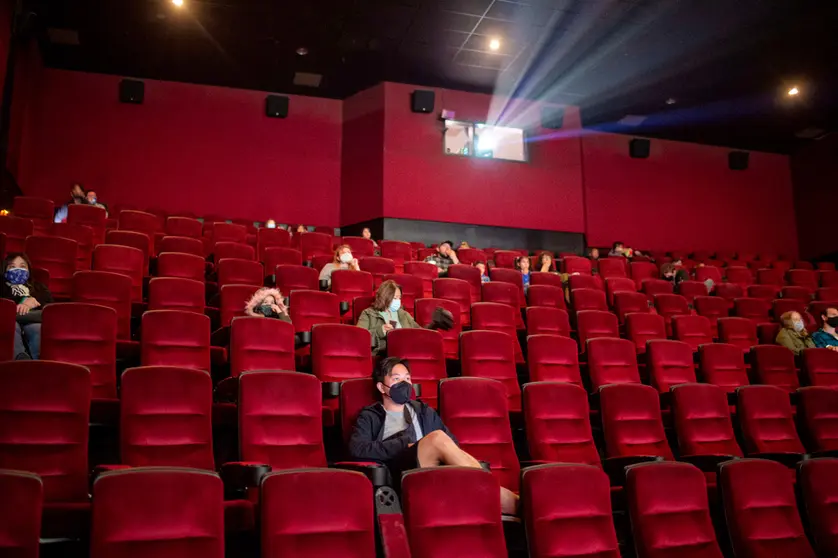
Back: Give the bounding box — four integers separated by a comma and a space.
440, 0, 496, 17
454, 49, 508, 70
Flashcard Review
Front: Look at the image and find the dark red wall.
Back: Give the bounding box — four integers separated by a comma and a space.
18, 69, 343, 225
582, 133, 798, 257
792, 134, 838, 260
381, 82, 586, 233
341, 84, 384, 225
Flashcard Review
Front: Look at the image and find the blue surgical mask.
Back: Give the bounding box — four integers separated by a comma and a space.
5, 267, 29, 285
89, 197, 97, 204
389, 299, 401, 313
266, 222, 276, 229
793, 320, 805, 332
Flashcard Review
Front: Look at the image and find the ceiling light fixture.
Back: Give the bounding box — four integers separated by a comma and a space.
172, 0, 184, 6
489, 38, 500, 51
296, 47, 308, 56
787, 86, 800, 96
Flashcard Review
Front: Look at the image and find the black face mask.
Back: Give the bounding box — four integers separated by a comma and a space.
664, 275, 675, 282
827, 317, 838, 328
387, 381, 412, 405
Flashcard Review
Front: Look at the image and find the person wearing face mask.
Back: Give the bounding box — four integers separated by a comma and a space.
85, 190, 108, 216
424, 240, 459, 276
357, 280, 420, 355
1, 253, 53, 360
244, 287, 291, 323
812, 307, 838, 351
318, 244, 360, 288
349, 357, 520, 514
264, 219, 277, 229
775, 311, 815, 355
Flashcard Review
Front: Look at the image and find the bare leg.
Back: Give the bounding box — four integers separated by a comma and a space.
500, 487, 519, 515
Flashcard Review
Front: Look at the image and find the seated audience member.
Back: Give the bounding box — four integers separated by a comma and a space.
475, 261, 490, 283
264, 219, 277, 229
2, 253, 52, 360
85, 190, 108, 216
295, 224, 307, 234
515, 256, 531, 291
460, 241, 471, 249
244, 287, 291, 323
608, 241, 626, 258
349, 357, 519, 514
53, 183, 87, 223
589, 247, 600, 261
319, 244, 360, 287
776, 311, 815, 355
361, 227, 379, 249
661, 263, 677, 281
536, 252, 555, 273
357, 280, 419, 355
812, 307, 838, 351
424, 240, 459, 276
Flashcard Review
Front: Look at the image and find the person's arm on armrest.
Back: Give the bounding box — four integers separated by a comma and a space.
349, 411, 410, 462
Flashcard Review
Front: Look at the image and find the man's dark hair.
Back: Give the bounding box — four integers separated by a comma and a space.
612, 241, 624, 250
439, 240, 454, 250
372, 356, 411, 387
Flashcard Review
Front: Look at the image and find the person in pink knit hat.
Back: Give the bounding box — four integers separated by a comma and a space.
244, 287, 291, 323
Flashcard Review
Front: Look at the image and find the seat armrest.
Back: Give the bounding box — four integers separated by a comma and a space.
751, 452, 807, 468
375, 487, 410, 558
90, 464, 132, 489
479, 460, 492, 472
603, 455, 663, 484
210, 326, 230, 348
297, 330, 312, 346
679, 454, 739, 473
519, 460, 553, 469
220, 462, 272, 491
333, 461, 392, 488
322, 381, 341, 399
319, 279, 329, 290
412, 383, 422, 398
340, 301, 350, 314
214, 376, 238, 403
810, 450, 838, 460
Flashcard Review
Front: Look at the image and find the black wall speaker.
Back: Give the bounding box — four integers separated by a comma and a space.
411, 90, 435, 113
265, 95, 289, 118
729, 151, 749, 170
629, 138, 650, 159
119, 79, 144, 104
541, 106, 565, 129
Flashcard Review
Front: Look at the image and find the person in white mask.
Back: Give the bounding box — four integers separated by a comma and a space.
776, 310, 815, 355
318, 244, 360, 287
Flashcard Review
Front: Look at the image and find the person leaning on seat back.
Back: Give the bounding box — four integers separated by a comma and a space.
474, 261, 490, 283
1, 253, 53, 360
53, 183, 87, 223
356, 279, 452, 356
318, 244, 360, 288
776, 311, 815, 355
85, 189, 109, 216
812, 307, 838, 351
361, 227, 379, 250
348, 356, 519, 515
244, 287, 291, 323
424, 240, 459, 277
536, 252, 555, 273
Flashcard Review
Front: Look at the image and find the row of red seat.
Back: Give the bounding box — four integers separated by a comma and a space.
4, 358, 838, 556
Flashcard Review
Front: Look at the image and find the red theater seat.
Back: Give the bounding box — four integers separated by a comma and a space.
358, 256, 395, 288
568, 274, 602, 292
694, 295, 729, 337
256, 228, 291, 260
671, 383, 743, 459
210, 222, 247, 245
600, 383, 673, 463
415, 298, 461, 359
219, 284, 260, 328
525, 306, 570, 337
41, 303, 117, 401
787, 269, 818, 294
799, 458, 838, 557
159, 236, 204, 257
51, 222, 93, 269
526, 284, 567, 310
439, 377, 519, 492
459, 330, 521, 412
653, 293, 690, 336
471, 302, 524, 362
342, 236, 375, 258
299, 232, 333, 261
699, 343, 748, 393
72, 271, 133, 343
311, 324, 372, 410
148, 277, 205, 314
67, 204, 106, 245
402, 467, 506, 558
625, 312, 667, 354
93, 244, 145, 301
802, 348, 838, 387
646, 340, 696, 393
750, 345, 798, 392
694, 266, 722, 285
105, 230, 150, 273
0, 215, 33, 253
523, 465, 619, 558
331, 270, 374, 321
725, 266, 753, 287
598, 257, 628, 279
570, 288, 608, 314
671, 314, 713, 352
433, 278, 472, 327
746, 284, 780, 301
733, 297, 772, 325
631, 261, 658, 288
737, 385, 806, 457
156, 251, 205, 282
261, 469, 376, 558
264, 247, 304, 270
481, 281, 524, 328
0, 469, 42, 558
677, 280, 708, 304
238, 371, 327, 469
379, 240, 412, 270
90, 468, 224, 558
523, 383, 599, 465
720, 459, 815, 558
718, 317, 758, 353
797, 387, 838, 452
118, 210, 160, 238
403, 262, 439, 300
165, 216, 203, 238
456, 248, 487, 265
0, 361, 90, 539
229, 316, 295, 377
13, 196, 54, 234
213, 241, 255, 262
626, 461, 724, 558
529, 271, 563, 288
26, 235, 77, 298
141, 310, 211, 371
526, 334, 580, 385
216, 258, 263, 289
614, 291, 651, 324
605, 277, 636, 307
275, 264, 318, 294
641, 279, 674, 301
577, 309, 619, 349
387, 328, 446, 408
588, 337, 641, 391
562, 255, 592, 275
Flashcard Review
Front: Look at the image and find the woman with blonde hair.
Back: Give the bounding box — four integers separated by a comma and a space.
776, 310, 815, 355
318, 244, 360, 287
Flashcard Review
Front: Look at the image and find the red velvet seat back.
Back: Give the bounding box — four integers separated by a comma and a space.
230, 317, 296, 378
141, 310, 211, 371
671, 383, 742, 457
523, 383, 599, 466
600, 383, 673, 459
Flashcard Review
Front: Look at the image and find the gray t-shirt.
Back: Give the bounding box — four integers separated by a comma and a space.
381, 405, 423, 442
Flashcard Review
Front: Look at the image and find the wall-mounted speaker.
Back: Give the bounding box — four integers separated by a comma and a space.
629, 138, 650, 158
541, 106, 565, 129
119, 79, 144, 104
411, 90, 435, 113
265, 95, 289, 118
729, 151, 749, 170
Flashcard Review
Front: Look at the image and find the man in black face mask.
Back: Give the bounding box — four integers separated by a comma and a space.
812, 307, 838, 351
349, 357, 519, 514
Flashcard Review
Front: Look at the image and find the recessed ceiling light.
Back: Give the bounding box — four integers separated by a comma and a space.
489, 38, 500, 51
665, 98, 676, 105
788, 86, 800, 96
296, 47, 308, 56
172, 0, 183, 6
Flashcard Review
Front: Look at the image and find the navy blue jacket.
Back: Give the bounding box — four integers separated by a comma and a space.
348, 400, 457, 463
